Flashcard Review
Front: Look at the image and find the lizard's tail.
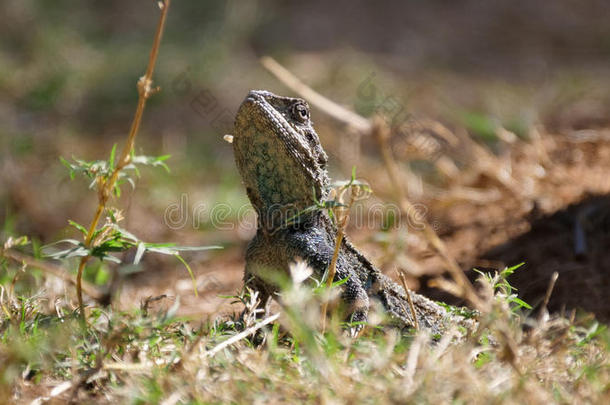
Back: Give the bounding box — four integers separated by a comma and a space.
373, 273, 450, 334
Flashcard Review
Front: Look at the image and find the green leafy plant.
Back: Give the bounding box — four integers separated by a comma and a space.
63, 1, 172, 320
43, 209, 218, 292
0, 0, 220, 321
473, 262, 532, 312
53, 0, 221, 320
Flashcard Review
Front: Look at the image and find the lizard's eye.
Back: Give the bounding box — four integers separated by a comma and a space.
291, 102, 310, 123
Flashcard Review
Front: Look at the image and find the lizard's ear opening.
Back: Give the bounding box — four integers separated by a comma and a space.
317, 149, 328, 168
305, 131, 316, 144
303, 128, 328, 168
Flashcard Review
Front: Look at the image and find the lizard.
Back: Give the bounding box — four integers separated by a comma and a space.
232, 89, 456, 334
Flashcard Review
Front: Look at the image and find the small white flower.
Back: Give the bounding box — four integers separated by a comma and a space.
289, 258, 313, 285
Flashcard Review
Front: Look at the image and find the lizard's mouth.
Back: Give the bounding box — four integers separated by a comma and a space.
244, 90, 285, 109
244, 89, 268, 104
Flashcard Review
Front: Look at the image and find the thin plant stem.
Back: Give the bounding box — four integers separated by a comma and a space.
2, 248, 104, 301
75, 0, 172, 320
321, 216, 347, 333
398, 269, 419, 331
321, 186, 358, 333
538, 271, 559, 322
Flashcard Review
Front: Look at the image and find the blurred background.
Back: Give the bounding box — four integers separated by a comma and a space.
1, 0, 609, 320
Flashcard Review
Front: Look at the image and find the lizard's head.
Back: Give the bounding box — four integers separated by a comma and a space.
233, 90, 330, 229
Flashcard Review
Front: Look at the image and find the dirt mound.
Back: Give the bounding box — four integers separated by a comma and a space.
481, 194, 610, 320
413, 132, 610, 322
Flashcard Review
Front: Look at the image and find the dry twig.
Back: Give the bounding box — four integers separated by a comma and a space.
205, 313, 280, 358
397, 269, 419, 331
260, 56, 371, 132
538, 271, 559, 322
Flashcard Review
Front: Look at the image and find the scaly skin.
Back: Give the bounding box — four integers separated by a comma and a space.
233, 90, 452, 333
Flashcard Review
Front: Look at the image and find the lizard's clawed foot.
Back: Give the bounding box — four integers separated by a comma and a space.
345, 308, 368, 338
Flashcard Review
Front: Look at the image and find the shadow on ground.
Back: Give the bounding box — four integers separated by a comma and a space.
478, 194, 610, 321
422, 194, 610, 321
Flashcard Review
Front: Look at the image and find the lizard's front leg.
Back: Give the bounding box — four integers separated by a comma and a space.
243, 233, 279, 315
284, 227, 370, 332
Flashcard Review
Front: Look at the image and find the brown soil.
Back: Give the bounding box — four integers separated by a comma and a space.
419, 132, 610, 321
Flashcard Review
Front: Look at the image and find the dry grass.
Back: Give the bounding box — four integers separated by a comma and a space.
0, 262, 608, 404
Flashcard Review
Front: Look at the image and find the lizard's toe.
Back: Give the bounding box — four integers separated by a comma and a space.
346, 307, 368, 338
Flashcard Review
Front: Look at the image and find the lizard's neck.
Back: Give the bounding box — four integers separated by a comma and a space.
252, 189, 329, 234
258, 207, 336, 239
